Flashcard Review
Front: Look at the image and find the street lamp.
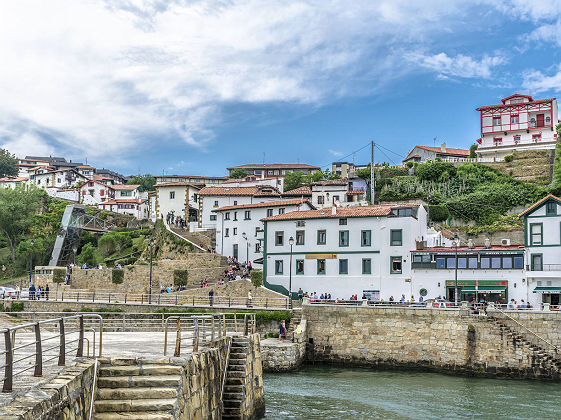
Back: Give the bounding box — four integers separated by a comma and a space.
288, 236, 294, 308
28, 239, 34, 287
149, 236, 153, 304
242, 232, 249, 264
454, 234, 459, 306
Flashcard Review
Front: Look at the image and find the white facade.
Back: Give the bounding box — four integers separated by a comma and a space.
98, 199, 149, 219
79, 180, 115, 205
29, 168, 87, 189
521, 194, 561, 307
214, 200, 314, 265
310, 180, 367, 208
45, 187, 80, 202
0, 177, 28, 189
222, 176, 284, 191
476, 94, 559, 161
263, 205, 428, 299
155, 183, 201, 224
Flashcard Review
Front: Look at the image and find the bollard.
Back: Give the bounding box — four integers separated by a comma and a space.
34, 323, 42, 377
174, 318, 181, 357
77, 315, 84, 357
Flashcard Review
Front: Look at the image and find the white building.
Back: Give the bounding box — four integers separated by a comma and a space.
226, 163, 320, 178
476, 94, 559, 161
197, 186, 282, 231
410, 244, 526, 304
519, 194, 561, 307
154, 182, 202, 226
213, 199, 314, 265
222, 176, 284, 192
154, 174, 227, 186
79, 180, 116, 205
98, 198, 149, 219
28, 168, 87, 189
310, 179, 367, 208
403, 143, 470, 164
0, 176, 29, 189
262, 204, 428, 299
76, 165, 95, 179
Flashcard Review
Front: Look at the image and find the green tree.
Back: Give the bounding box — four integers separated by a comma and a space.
229, 168, 248, 179
469, 144, 478, 159
0, 148, 18, 178
0, 186, 45, 262
127, 174, 156, 192
76, 243, 100, 267
283, 171, 307, 191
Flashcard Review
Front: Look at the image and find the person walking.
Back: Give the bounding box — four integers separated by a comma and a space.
297, 288, 303, 303
45, 284, 50, 301
208, 289, 214, 306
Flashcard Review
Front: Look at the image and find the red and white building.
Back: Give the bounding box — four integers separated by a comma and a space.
98, 198, 149, 220
79, 180, 116, 205
476, 94, 559, 161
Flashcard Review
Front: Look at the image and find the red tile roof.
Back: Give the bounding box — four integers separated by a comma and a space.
111, 184, 140, 190
155, 182, 203, 188
213, 199, 311, 212
476, 98, 555, 111
262, 205, 406, 221
518, 194, 561, 218
227, 163, 320, 170
310, 178, 348, 186
99, 198, 147, 205
347, 190, 366, 195
415, 146, 470, 156
282, 185, 312, 196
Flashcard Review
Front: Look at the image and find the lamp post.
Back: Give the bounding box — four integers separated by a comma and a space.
28, 239, 34, 287
149, 236, 153, 304
454, 234, 459, 306
242, 232, 249, 264
288, 236, 294, 308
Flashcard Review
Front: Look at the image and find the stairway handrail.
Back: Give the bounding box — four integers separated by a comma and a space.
164, 223, 207, 252
219, 336, 232, 414
490, 306, 559, 354
88, 357, 98, 420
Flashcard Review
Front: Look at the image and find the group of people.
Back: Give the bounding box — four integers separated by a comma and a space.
28, 284, 50, 300
164, 212, 188, 230
223, 258, 252, 282
278, 319, 302, 342
506, 298, 531, 310
160, 284, 187, 293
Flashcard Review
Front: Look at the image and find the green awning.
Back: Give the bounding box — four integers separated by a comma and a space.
461, 286, 506, 293
533, 287, 561, 293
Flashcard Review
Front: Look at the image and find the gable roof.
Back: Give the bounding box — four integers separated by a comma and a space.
155, 182, 203, 188
262, 204, 420, 222
414, 146, 470, 157
501, 94, 533, 104
111, 184, 140, 190
476, 97, 555, 111
518, 194, 561, 218
282, 185, 312, 196
213, 199, 312, 212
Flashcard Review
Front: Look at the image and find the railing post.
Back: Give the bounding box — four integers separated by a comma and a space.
244, 314, 249, 336
266, 298, 268, 308
61, 292, 64, 301
228, 296, 231, 307
211, 318, 215, 341
174, 318, 181, 357
193, 319, 199, 352
3, 330, 13, 392
108, 293, 111, 303
158, 294, 161, 305
34, 322, 42, 377
234, 314, 238, 332
77, 315, 84, 357
124, 293, 127, 304
141, 295, 144, 305
58, 318, 65, 366
223, 314, 226, 336
92, 292, 95, 302
77, 291, 80, 302
176, 294, 178, 306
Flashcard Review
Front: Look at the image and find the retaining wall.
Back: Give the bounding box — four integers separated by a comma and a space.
261, 320, 307, 372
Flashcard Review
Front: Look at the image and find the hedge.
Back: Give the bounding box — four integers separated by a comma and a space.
52, 268, 66, 283
111, 269, 124, 284
250, 270, 263, 287
173, 269, 189, 286
504, 154, 514, 163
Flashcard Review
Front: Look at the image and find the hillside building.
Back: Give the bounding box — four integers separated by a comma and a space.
403, 143, 470, 164
226, 163, 320, 178
154, 182, 202, 226
154, 174, 227, 186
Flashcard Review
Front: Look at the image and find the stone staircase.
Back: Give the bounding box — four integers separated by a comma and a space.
288, 309, 302, 336
222, 336, 250, 419
170, 227, 216, 252
94, 359, 183, 419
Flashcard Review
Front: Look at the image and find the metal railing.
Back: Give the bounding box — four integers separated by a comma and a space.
528, 264, 561, 271
14, 290, 289, 309
163, 313, 256, 356
0, 314, 103, 392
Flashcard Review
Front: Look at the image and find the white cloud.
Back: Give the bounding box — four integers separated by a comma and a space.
522, 65, 561, 93
406, 52, 506, 79
328, 149, 343, 157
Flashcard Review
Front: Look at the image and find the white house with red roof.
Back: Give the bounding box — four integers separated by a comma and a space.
475, 93, 559, 161
213, 199, 314, 266
98, 198, 149, 219
403, 143, 471, 164
28, 168, 88, 189
0, 176, 29, 189
79, 179, 116, 205
310, 178, 367, 208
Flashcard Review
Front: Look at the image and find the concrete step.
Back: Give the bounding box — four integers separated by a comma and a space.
228, 365, 245, 372
228, 358, 246, 365
230, 353, 247, 360
230, 347, 248, 354
94, 398, 177, 413
94, 412, 173, 420
224, 384, 244, 393
223, 392, 244, 401
99, 365, 183, 377
97, 387, 178, 401
98, 375, 182, 389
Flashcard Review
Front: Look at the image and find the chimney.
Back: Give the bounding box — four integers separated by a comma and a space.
484, 238, 491, 249
331, 205, 337, 216
440, 142, 446, 153
467, 238, 475, 249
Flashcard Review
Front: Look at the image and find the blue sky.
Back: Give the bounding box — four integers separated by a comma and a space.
2, 1, 561, 176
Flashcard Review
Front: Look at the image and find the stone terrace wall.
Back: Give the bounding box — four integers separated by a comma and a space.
179, 279, 286, 299
0, 360, 95, 419
304, 305, 560, 378
498, 311, 561, 348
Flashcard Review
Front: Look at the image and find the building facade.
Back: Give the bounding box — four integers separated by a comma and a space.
154, 182, 202, 225
98, 198, 149, 219
226, 164, 320, 178
154, 175, 227, 185
310, 179, 367, 208
476, 94, 559, 161
403, 143, 470, 164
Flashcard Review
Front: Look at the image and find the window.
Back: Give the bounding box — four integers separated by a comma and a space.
339, 230, 349, 247
480, 257, 490, 269
513, 256, 524, 269
530, 223, 543, 245
513, 135, 521, 144
268, 170, 273, 175
224, 228, 229, 237
436, 257, 445, 269
275, 231, 284, 246
502, 257, 512, 269
468, 257, 478, 269
169, 191, 175, 199
274, 170, 279, 175
339, 259, 348, 274
233, 212, 238, 221
447, 257, 456, 268
510, 114, 519, 124
233, 228, 237, 235
458, 257, 467, 269
225, 212, 230, 220
493, 137, 502, 146
214, 200, 219, 206
266, 209, 273, 217
255, 243, 261, 253
296, 230, 305, 245
532, 134, 541, 143
339, 218, 347, 225
361, 230, 371, 247
390, 257, 402, 274
362, 258, 371, 274
546, 201, 557, 215
296, 260, 304, 275
531, 254, 543, 271
233, 201, 238, 206
333, 195, 339, 203
278, 208, 285, 215
317, 259, 326, 275
57, 178, 61, 183
275, 260, 284, 275
296, 221, 305, 227
317, 230, 326, 245
244, 210, 251, 220
493, 117, 501, 126
390, 229, 402, 246
317, 196, 324, 205
210, 214, 217, 221
491, 257, 501, 268
397, 208, 413, 217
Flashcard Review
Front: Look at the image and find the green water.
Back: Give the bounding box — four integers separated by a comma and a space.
263, 365, 561, 419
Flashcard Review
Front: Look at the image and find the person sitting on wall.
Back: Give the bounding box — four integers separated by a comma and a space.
279, 320, 286, 341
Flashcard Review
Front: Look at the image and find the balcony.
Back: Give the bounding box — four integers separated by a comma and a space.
527, 264, 561, 278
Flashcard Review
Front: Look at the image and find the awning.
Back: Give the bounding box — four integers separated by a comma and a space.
461, 286, 506, 293
533, 287, 561, 293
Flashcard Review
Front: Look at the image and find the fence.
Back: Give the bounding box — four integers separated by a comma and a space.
0, 314, 103, 392
14, 289, 289, 309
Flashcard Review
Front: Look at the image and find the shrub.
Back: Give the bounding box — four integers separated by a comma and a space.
416, 160, 457, 182
426, 205, 449, 222
112, 269, 124, 284
250, 270, 263, 287
504, 154, 514, 163
9, 302, 24, 312
52, 268, 66, 283
62, 308, 74, 312
173, 269, 189, 286
76, 243, 100, 267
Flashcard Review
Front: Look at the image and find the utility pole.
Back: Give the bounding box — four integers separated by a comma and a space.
370, 141, 375, 204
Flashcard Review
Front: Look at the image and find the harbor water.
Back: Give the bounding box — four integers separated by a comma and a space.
263, 365, 561, 419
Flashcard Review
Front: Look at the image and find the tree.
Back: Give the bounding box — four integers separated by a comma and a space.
0, 148, 18, 178
469, 144, 478, 159
127, 174, 156, 192
229, 168, 248, 179
76, 243, 100, 267
356, 165, 372, 181
0, 186, 45, 262
283, 171, 307, 191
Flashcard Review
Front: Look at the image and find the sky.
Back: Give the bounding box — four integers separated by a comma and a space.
2, 0, 561, 176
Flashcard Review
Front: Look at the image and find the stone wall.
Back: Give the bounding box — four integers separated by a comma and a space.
239, 333, 266, 419
0, 360, 95, 419
179, 279, 287, 299
303, 305, 561, 379
261, 320, 307, 372
496, 311, 561, 348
